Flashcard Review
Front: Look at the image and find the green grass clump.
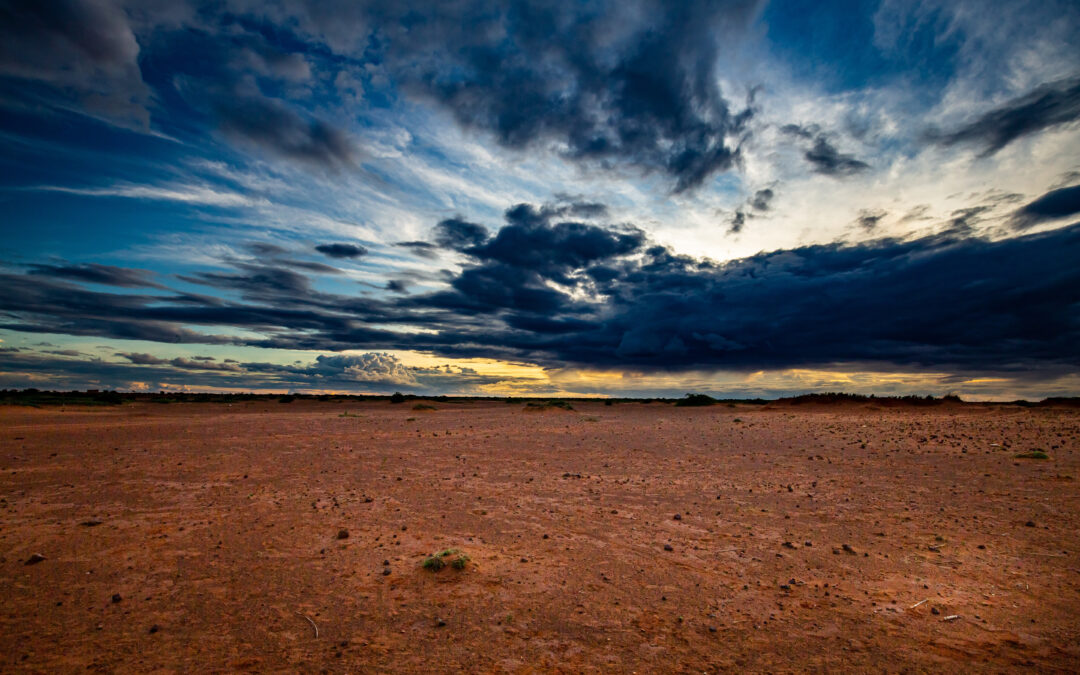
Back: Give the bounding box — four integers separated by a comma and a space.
1015, 450, 1049, 459
422, 548, 470, 572
413, 403, 437, 411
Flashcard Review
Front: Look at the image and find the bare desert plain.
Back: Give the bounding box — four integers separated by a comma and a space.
1, 398, 1078, 673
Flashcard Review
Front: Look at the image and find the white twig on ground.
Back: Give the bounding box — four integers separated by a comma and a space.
943, 615, 961, 622
297, 611, 319, 638
910, 598, 929, 609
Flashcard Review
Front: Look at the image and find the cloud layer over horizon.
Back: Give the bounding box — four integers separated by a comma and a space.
1, 0, 1078, 398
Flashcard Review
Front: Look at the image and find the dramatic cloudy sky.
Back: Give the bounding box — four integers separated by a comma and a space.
1, 0, 1078, 399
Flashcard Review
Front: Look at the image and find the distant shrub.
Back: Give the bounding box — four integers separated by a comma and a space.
525, 400, 574, 411
1015, 451, 1049, 459
389, 392, 406, 404
413, 403, 437, 411
278, 395, 296, 403
675, 393, 717, 407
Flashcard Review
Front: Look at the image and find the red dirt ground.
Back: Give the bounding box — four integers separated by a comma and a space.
1, 400, 1078, 673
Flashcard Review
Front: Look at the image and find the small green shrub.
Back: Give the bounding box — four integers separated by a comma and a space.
389, 392, 407, 404
422, 555, 446, 571
413, 403, 437, 411
422, 548, 470, 572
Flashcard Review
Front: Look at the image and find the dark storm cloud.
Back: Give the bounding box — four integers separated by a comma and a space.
315, 243, 367, 259
0, 347, 519, 394
927, 76, 1080, 156
855, 208, 887, 231
0, 0, 149, 125
728, 210, 746, 234
0, 1, 137, 71
781, 124, 869, 177
276, 259, 343, 274
4, 1, 762, 185
433, 218, 490, 251
2, 201, 1078, 377
418, 203, 646, 315
181, 263, 313, 297
465, 203, 645, 275
750, 188, 774, 211
803, 137, 870, 177
28, 262, 162, 288
117, 352, 242, 371
395, 241, 440, 259
140, 20, 360, 169
408, 214, 1080, 372
378, 0, 760, 192
1011, 184, 1080, 230
246, 242, 289, 257
203, 85, 359, 169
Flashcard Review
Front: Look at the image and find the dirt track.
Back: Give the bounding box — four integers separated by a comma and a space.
1, 400, 1078, 673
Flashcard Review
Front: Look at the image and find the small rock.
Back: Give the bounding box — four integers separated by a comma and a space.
148, 625, 159, 634
1025, 521, 1036, 528
336, 529, 349, 540
782, 541, 796, 549
435, 619, 447, 628
111, 594, 122, 603
663, 544, 674, 552
841, 544, 856, 555
382, 568, 391, 576
673, 514, 682, 521
25, 553, 46, 565
804, 541, 812, 547
383, 559, 390, 566
80, 520, 103, 527
931, 607, 941, 615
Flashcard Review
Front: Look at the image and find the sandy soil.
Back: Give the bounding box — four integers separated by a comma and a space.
1, 400, 1078, 673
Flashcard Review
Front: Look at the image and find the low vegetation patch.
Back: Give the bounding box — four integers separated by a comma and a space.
422, 549, 470, 571
413, 403, 437, 411
1016, 450, 1049, 459
675, 393, 717, 407
524, 400, 574, 411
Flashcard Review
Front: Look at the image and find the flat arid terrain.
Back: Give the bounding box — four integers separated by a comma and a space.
1, 400, 1078, 673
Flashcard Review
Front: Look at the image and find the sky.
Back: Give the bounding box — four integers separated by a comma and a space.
0, 0, 1078, 400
